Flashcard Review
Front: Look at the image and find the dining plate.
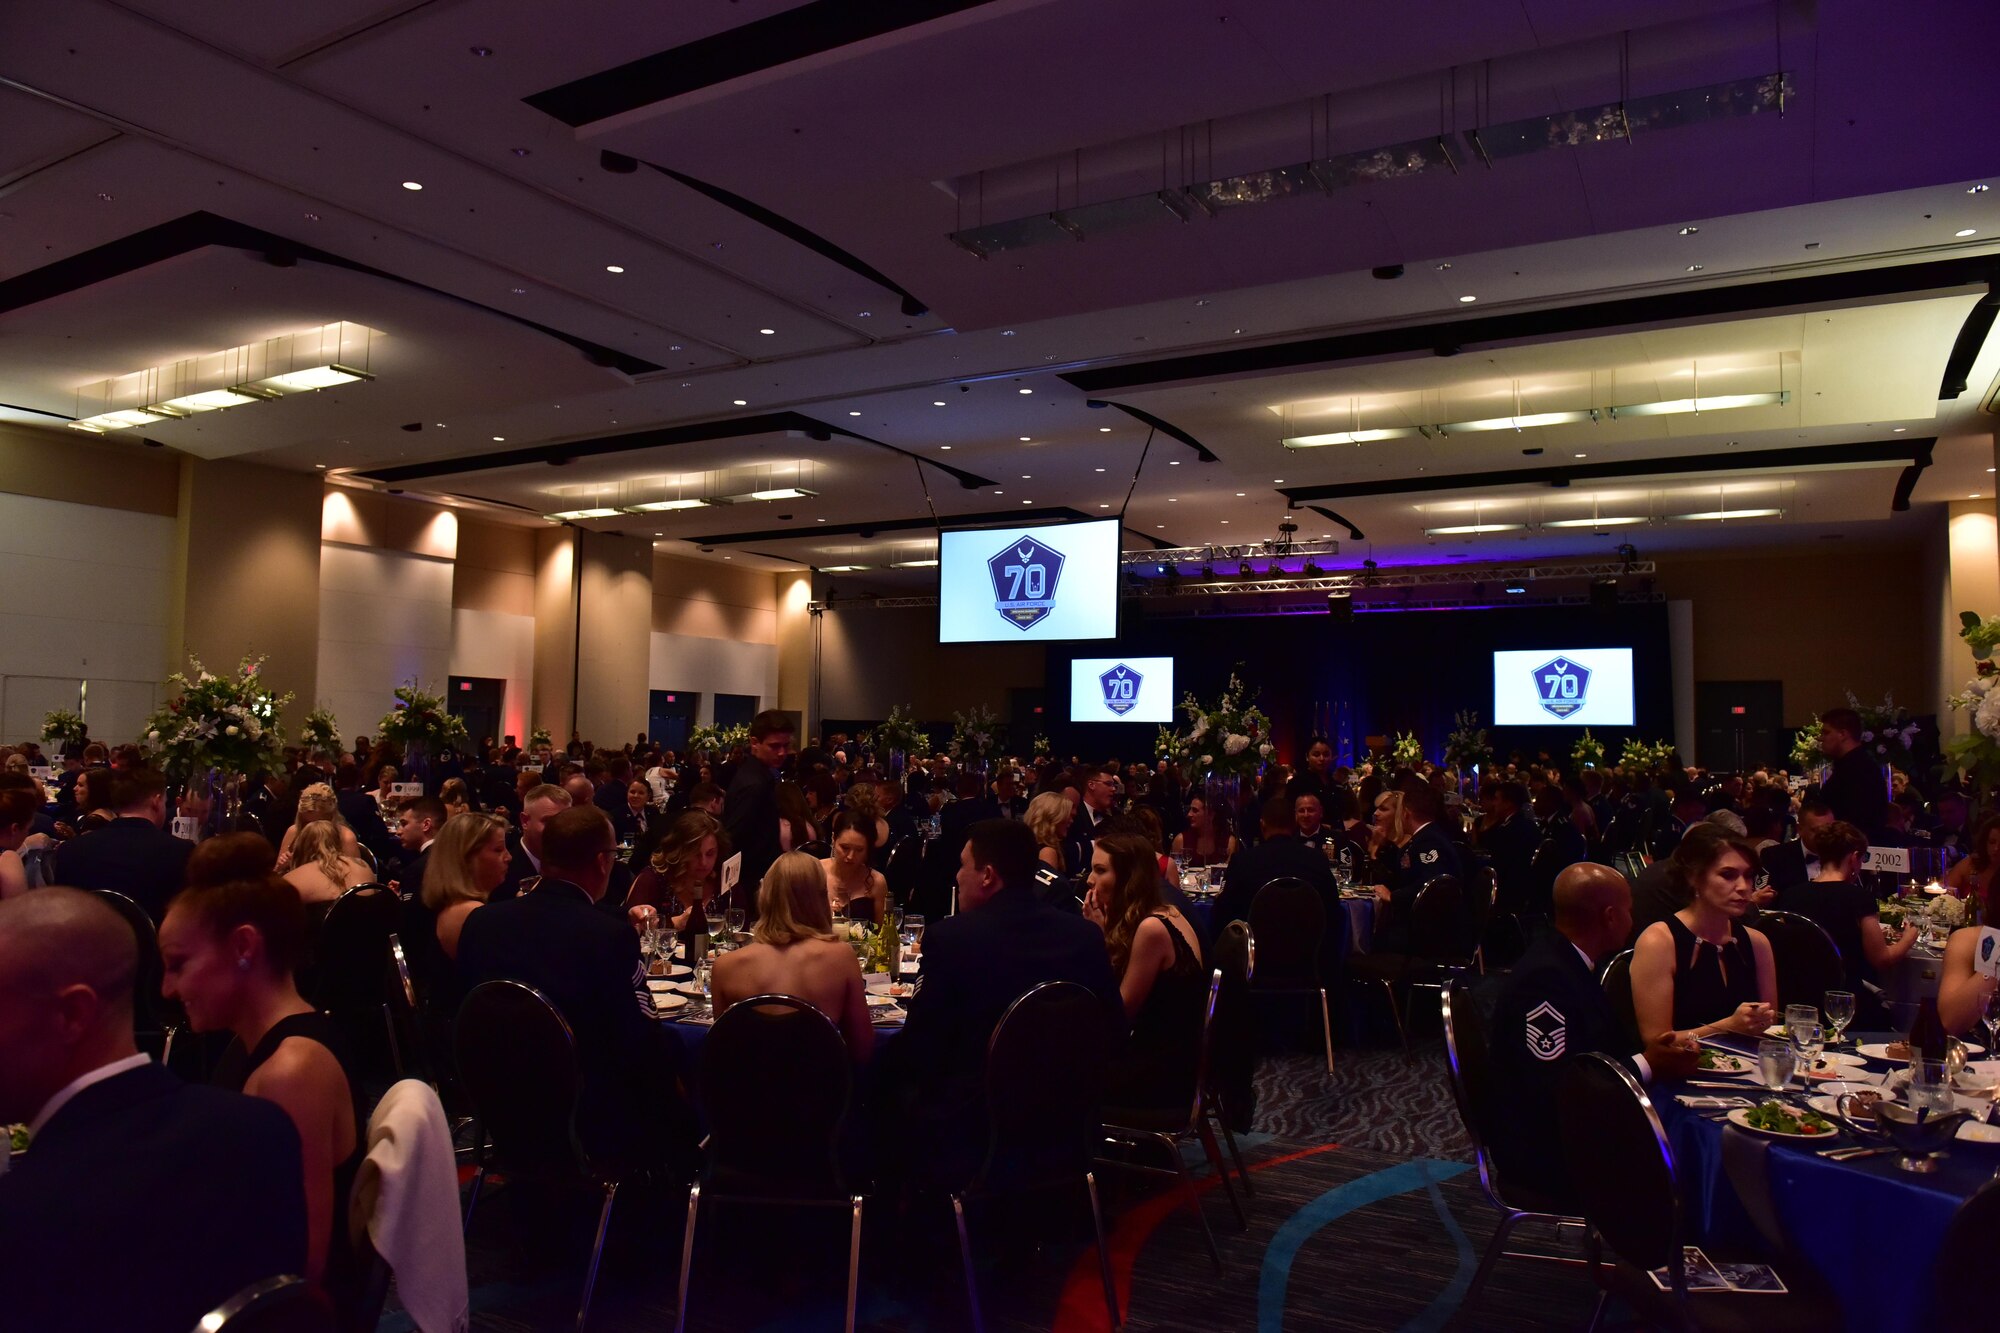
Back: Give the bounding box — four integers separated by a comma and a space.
651, 992, 689, 1013
1694, 1050, 1753, 1075
1807, 1090, 1893, 1120
1725, 1105, 1842, 1140
1958, 1120, 2000, 1144
1858, 1040, 1984, 1061
1801, 1053, 1868, 1079
647, 965, 693, 981
864, 992, 898, 1008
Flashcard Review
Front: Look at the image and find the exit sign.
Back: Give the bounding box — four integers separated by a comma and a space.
458, 681, 472, 691
1730, 706, 1746, 715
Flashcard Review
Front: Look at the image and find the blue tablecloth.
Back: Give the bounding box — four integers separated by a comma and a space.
1180, 893, 1374, 956
1656, 1033, 1991, 1331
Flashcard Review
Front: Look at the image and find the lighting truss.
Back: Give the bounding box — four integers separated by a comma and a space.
1123, 558, 1655, 599
1117, 538, 1342, 567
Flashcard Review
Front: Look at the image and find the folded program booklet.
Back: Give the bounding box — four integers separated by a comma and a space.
1650, 1248, 1786, 1295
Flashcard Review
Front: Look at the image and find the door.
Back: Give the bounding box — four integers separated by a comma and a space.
713, 693, 758, 729
1695, 681, 1782, 771
650, 690, 698, 754
447, 676, 504, 754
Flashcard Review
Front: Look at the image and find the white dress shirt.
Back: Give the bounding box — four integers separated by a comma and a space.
28, 1051, 151, 1138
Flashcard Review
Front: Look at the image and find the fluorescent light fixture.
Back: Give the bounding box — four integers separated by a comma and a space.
245, 364, 374, 394
1282, 427, 1417, 448
67, 408, 174, 432
624, 499, 712, 512
1437, 410, 1594, 434
1610, 391, 1787, 418
891, 559, 940, 568
1543, 515, 1650, 528
1668, 507, 1784, 521
1423, 523, 1525, 536
734, 487, 818, 502
821, 564, 870, 572
546, 508, 620, 520
156, 387, 272, 412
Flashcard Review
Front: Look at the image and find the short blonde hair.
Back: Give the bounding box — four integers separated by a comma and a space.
1025, 791, 1073, 850
422, 812, 509, 911
752, 851, 836, 947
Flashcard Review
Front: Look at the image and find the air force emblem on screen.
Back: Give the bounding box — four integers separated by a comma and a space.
988, 536, 1065, 630
1099, 663, 1143, 715
1533, 657, 1591, 719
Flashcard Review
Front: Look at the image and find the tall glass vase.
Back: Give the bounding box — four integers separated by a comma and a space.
403, 738, 431, 794
1203, 770, 1244, 843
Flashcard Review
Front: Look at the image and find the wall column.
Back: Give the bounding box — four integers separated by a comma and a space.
170, 458, 321, 730
775, 570, 816, 740
530, 527, 577, 740
575, 529, 652, 745
1939, 497, 2000, 740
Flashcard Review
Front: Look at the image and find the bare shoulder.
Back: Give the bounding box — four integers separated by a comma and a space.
247, 1035, 349, 1105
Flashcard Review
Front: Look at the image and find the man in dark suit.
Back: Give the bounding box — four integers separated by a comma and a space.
49, 768, 191, 923
388, 794, 444, 900
1219, 794, 1342, 936
0, 888, 307, 1333
722, 710, 793, 911
1477, 781, 1541, 914
332, 760, 396, 865
1815, 706, 1888, 838
1371, 781, 1465, 953
1060, 764, 1119, 874
1486, 864, 1697, 1208
1762, 798, 1833, 892
877, 819, 1123, 1186
880, 778, 921, 844
456, 805, 695, 1167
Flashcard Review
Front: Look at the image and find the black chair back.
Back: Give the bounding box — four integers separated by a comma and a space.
1246, 877, 1325, 985
1440, 978, 1493, 1156
883, 835, 923, 905
1937, 1176, 2000, 1307
800, 839, 831, 860
454, 980, 586, 1177
1598, 949, 1641, 1051
973, 980, 1109, 1191
1407, 875, 1466, 961
699, 994, 852, 1198
310, 883, 400, 1013
1756, 909, 1847, 1009
90, 890, 174, 1042
194, 1274, 332, 1332
1557, 1054, 1682, 1282
1209, 921, 1257, 1129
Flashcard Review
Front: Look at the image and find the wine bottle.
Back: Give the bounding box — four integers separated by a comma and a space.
1908, 994, 1948, 1062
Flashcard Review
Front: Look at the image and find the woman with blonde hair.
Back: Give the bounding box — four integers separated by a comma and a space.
282, 819, 373, 906
276, 783, 359, 870
1025, 791, 1074, 875
628, 810, 728, 931
420, 811, 511, 960
709, 850, 873, 1059
438, 776, 472, 821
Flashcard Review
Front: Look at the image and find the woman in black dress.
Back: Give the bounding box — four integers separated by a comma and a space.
1085, 831, 1208, 1111
159, 872, 361, 1303
1631, 822, 1778, 1043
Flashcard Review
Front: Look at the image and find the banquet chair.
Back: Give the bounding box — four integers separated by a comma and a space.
1205, 920, 1259, 1175
1556, 1054, 1838, 1331
194, 1274, 333, 1332
1246, 877, 1335, 1072
455, 980, 622, 1332
1935, 1175, 2000, 1308
1100, 969, 1241, 1265
90, 889, 184, 1067
310, 883, 406, 1082
1754, 910, 1845, 1011
676, 995, 862, 1333
883, 834, 924, 906
800, 839, 831, 860
1439, 979, 1586, 1317
1348, 875, 1467, 1049
951, 980, 1120, 1333
1596, 950, 1641, 1052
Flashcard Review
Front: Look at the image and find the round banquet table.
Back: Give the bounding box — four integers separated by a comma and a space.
1174, 884, 1375, 957
1655, 1032, 1994, 1332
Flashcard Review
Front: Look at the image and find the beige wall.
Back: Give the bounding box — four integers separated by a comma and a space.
817, 601, 1043, 722
0, 422, 178, 515
172, 458, 322, 729
1652, 543, 1929, 726
454, 516, 536, 617
576, 530, 653, 743
652, 552, 777, 643
531, 527, 577, 736
319, 487, 458, 559
775, 570, 815, 735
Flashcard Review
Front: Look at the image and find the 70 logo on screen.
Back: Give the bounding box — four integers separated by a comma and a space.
1533, 657, 1591, 719
987, 535, 1065, 631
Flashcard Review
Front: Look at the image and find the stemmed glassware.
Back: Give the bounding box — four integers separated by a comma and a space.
1788, 1022, 1825, 1092
1983, 989, 2000, 1058
1823, 991, 1856, 1049
724, 907, 746, 945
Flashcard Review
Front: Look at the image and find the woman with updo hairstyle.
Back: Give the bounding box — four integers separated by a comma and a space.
159, 873, 360, 1300
1631, 821, 1778, 1044
1778, 819, 1916, 1006
628, 810, 728, 931
439, 776, 472, 821
841, 781, 890, 860
819, 811, 888, 923
275, 782, 358, 870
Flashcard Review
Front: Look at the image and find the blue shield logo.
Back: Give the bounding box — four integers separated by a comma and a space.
987, 535, 1065, 631
1099, 662, 1143, 716
1533, 657, 1591, 719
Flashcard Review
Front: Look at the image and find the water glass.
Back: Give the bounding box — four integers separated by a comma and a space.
1757, 1039, 1797, 1095
1784, 1003, 1819, 1037
1983, 990, 2000, 1056
1823, 991, 1856, 1047
693, 956, 713, 998
904, 913, 926, 959
1908, 1059, 1955, 1117
1789, 1022, 1825, 1088
725, 907, 746, 940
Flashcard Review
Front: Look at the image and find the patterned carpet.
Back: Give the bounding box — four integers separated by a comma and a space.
392, 1040, 1606, 1332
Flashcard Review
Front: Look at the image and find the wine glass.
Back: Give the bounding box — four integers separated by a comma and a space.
1823, 991, 1856, 1049
1756, 1039, 1797, 1097
904, 913, 926, 959
725, 907, 746, 941
1982, 989, 2000, 1059
1789, 1022, 1825, 1091
1784, 1003, 1818, 1037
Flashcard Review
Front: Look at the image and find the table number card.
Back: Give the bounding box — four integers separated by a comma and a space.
171, 816, 201, 842
1865, 846, 1910, 875
1976, 927, 2000, 980
719, 852, 742, 901
390, 782, 425, 799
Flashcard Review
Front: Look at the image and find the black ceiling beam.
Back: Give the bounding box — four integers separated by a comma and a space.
525, 0, 1001, 125
1891, 439, 1936, 512
1277, 437, 1930, 504
686, 506, 1098, 546
356, 412, 997, 489
0, 211, 662, 377
1061, 256, 2000, 395
1940, 289, 2000, 399
1084, 400, 1218, 462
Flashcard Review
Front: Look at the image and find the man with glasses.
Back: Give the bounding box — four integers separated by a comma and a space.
1063, 764, 1120, 874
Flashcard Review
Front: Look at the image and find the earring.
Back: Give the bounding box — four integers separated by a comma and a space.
237, 957, 251, 972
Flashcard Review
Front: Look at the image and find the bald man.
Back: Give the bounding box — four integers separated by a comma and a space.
1482, 863, 1698, 1208
0, 889, 306, 1333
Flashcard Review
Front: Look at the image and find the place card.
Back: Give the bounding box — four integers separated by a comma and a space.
1865, 846, 1910, 875
1975, 927, 2000, 980
390, 782, 425, 798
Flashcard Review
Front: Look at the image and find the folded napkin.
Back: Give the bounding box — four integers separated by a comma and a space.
1676, 1095, 1753, 1109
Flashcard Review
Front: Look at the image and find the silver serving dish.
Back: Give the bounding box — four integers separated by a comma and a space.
1837, 1095, 1969, 1173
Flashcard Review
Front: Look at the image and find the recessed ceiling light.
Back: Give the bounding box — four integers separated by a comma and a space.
1098, 427, 1111, 432
858, 311, 872, 318
933, 401, 946, 407
1168, 498, 1177, 502
436, 422, 446, 428
1574, 452, 1588, 458
509, 287, 526, 294
848, 411, 861, 416
1892, 426, 1907, 432
816, 517, 826, 521
993, 490, 1003, 494
1022, 499, 1032, 504
1273, 478, 1284, 483
1018, 388, 1032, 394
1679, 225, 1699, 235
1235, 492, 1245, 497
1095, 468, 1105, 472
1169, 460, 1180, 466
1021, 474, 1032, 479
1220, 520, 1230, 524
1987, 468, 1996, 473
1019, 436, 1031, 441
1156, 524, 1165, 529
1956, 229, 1978, 238
1685, 264, 1704, 272
759, 328, 775, 335
1001, 330, 1016, 336
1099, 503, 1110, 508
1458, 295, 1477, 303
654, 532, 663, 537
605, 264, 625, 273
733, 399, 747, 406
401, 181, 423, 191
314, 463, 326, 469
491, 436, 505, 441
1971, 184, 1991, 194
939, 445, 951, 450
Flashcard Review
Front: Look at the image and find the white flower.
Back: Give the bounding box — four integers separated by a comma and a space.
1190, 718, 1210, 741
1224, 733, 1250, 756
1975, 692, 2000, 742
147, 730, 160, 742
1259, 743, 1273, 757
225, 725, 240, 737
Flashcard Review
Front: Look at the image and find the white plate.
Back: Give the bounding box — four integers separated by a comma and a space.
1958, 1120, 2000, 1144
651, 992, 689, 1013
1695, 1051, 1754, 1075
864, 992, 898, 1008
1725, 1105, 1843, 1141
1858, 1041, 1985, 1061
1955, 1060, 2000, 1094
1808, 1090, 1893, 1120
1801, 1053, 1868, 1079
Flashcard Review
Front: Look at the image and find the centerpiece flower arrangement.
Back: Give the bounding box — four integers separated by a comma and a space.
1167, 674, 1273, 779
40, 708, 86, 752
527, 725, 553, 752
1944, 612, 2000, 795
688, 722, 749, 756
377, 682, 469, 754
1572, 729, 1605, 770
1847, 691, 1920, 772
948, 704, 1003, 766
1031, 733, 1052, 760
1387, 731, 1425, 773
1442, 710, 1492, 775
298, 707, 342, 757
1789, 716, 1824, 774
871, 705, 930, 763
141, 656, 292, 783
